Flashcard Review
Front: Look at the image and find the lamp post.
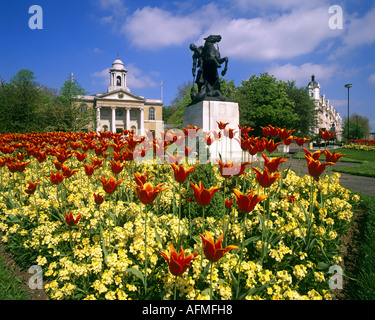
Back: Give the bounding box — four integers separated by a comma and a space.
345, 83, 352, 141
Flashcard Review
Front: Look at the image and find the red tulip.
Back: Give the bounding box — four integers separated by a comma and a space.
302, 148, 323, 161
252, 167, 282, 188
305, 155, 335, 182
294, 137, 310, 147
323, 150, 346, 163
264, 138, 282, 153
132, 180, 166, 205
49, 171, 64, 185
190, 181, 221, 207
166, 152, 184, 165
98, 175, 124, 194
159, 244, 199, 277
261, 125, 279, 137
225, 199, 233, 208
170, 164, 196, 184
75, 150, 87, 162
83, 163, 98, 176
233, 188, 268, 214
65, 211, 82, 227
278, 128, 295, 141
109, 160, 127, 175
132, 171, 153, 186
284, 195, 296, 204
61, 165, 79, 178
223, 128, 236, 139
217, 159, 252, 178
262, 153, 288, 173
217, 121, 229, 130
24, 181, 41, 195
200, 230, 239, 262
283, 135, 294, 146
320, 129, 337, 141
93, 193, 104, 205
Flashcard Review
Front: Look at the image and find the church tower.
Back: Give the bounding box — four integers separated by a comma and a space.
108, 57, 129, 93
308, 74, 320, 101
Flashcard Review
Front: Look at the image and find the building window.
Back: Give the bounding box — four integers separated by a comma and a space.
149, 107, 155, 121
81, 104, 88, 112
117, 76, 121, 86
103, 125, 108, 132
116, 110, 123, 117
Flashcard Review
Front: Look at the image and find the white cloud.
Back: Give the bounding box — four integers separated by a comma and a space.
120, 3, 340, 61
267, 62, 337, 86
122, 6, 203, 49
91, 68, 110, 86
344, 8, 375, 47
230, 0, 329, 13
209, 7, 340, 61
369, 73, 375, 85
125, 63, 158, 88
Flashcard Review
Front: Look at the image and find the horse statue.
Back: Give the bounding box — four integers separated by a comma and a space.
189, 35, 229, 104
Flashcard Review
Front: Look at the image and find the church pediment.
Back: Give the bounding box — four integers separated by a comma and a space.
96, 89, 146, 102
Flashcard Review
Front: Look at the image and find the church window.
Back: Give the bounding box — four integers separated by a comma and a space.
117, 76, 121, 86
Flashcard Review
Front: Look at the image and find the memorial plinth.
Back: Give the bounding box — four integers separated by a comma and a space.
183, 100, 243, 162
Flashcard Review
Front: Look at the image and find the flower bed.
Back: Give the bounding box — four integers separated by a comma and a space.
0, 126, 360, 300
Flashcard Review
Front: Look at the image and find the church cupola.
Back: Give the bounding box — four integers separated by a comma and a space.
108, 57, 129, 93
308, 74, 320, 101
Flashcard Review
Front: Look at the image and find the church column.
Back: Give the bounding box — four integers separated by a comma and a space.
139, 107, 145, 136
126, 107, 131, 131
96, 106, 101, 132
111, 107, 116, 133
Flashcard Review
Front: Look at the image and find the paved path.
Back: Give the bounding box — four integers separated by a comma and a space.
284, 158, 375, 196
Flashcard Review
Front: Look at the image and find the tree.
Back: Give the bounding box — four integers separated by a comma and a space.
282, 81, 317, 137
54, 76, 94, 132
342, 113, 370, 140
163, 82, 193, 128
234, 73, 299, 137
0, 70, 41, 133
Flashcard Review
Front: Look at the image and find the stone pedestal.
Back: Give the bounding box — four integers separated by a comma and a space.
183, 100, 243, 162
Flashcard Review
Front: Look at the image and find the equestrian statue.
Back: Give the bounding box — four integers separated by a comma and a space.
189, 35, 230, 104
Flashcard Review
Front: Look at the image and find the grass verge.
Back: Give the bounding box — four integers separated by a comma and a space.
293, 148, 375, 178
0, 255, 28, 300
345, 194, 375, 299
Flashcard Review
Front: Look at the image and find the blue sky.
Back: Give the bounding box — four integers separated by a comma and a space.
1, 0, 375, 131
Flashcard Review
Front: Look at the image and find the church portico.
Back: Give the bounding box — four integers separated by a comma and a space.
80, 57, 163, 136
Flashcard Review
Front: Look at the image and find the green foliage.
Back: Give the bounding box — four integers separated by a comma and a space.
163, 82, 193, 128
0, 70, 94, 133
0, 70, 41, 133
182, 162, 223, 221
342, 113, 370, 140
282, 81, 317, 137
332, 148, 375, 178
0, 256, 28, 300
235, 73, 300, 136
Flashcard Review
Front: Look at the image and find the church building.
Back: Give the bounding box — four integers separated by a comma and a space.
80, 57, 163, 137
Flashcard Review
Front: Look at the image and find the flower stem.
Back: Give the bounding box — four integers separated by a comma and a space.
178, 183, 182, 247
144, 204, 148, 298
210, 262, 214, 300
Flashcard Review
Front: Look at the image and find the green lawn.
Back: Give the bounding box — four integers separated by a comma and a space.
0, 256, 28, 300
293, 148, 375, 178
332, 148, 375, 178
345, 194, 375, 300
